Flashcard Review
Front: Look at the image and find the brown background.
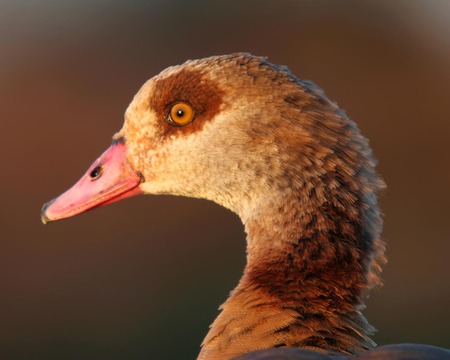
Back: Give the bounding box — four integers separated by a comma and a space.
1, 1, 449, 359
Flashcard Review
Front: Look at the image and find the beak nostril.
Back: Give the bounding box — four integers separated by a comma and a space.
89, 165, 103, 180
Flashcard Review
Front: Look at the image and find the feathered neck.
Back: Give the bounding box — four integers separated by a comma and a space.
198, 101, 385, 360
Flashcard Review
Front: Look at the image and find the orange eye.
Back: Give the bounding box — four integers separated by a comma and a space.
169, 102, 195, 126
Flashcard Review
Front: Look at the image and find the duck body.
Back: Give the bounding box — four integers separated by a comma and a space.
233, 344, 450, 359
41, 54, 449, 360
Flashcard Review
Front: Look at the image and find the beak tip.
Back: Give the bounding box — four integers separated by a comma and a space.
41, 199, 55, 225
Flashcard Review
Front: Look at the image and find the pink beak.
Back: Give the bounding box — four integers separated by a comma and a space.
41, 138, 143, 224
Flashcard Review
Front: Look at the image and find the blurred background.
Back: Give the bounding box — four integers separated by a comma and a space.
1, 0, 449, 359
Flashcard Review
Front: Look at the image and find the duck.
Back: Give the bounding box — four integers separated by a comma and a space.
41, 53, 450, 360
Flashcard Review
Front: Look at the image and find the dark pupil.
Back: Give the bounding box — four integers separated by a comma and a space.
176, 109, 185, 117
90, 165, 103, 179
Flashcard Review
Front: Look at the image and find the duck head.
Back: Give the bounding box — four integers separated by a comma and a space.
42, 54, 332, 222
42, 54, 380, 223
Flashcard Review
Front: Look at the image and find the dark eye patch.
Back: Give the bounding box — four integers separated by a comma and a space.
148, 67, 225, 137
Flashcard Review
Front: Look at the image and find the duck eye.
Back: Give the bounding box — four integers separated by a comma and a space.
168, 102, 195, 126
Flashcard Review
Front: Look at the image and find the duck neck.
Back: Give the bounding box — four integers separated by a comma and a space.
199, 182, 383, 360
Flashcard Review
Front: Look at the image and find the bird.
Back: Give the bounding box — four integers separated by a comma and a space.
41, 53, 450, 360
